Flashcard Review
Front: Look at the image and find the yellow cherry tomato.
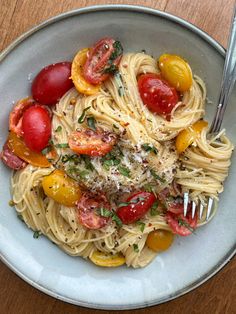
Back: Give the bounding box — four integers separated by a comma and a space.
90, 251, 125, 267
7, 131, 50, 168
176, 120, 208, 153
158, 54, 193, 92
71, 48, 100, 95
146, 229, 174, 252
42, 169, 81, 206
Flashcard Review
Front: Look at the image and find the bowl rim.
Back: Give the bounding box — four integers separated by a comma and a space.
0, 4, 235, 311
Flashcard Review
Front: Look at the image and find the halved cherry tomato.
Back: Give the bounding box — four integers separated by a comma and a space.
90, 251, 125, 267
166, 211, 198, 236
42, 169, 81, 207
76, 193, 110, 229
9, 98, 35, 136
176, 120, 208, 153
146, 229, 174, 252
7, 131, 50, 167
71, 48, 101, 95
158, 54, 193, 92
32, 62, 73, 105
117, 191, 156, 224
68, 129, 117, 157
1, 141, 27, 170
22, 105, 51, 153
138, 73, 179, 119
83, 37, 123, 85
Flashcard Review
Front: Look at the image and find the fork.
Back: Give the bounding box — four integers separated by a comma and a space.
184, 6, 236, 221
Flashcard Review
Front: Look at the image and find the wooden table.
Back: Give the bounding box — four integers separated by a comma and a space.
1, 0, 235, 313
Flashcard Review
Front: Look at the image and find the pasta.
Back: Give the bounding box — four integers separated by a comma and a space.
9, 49, 233, 268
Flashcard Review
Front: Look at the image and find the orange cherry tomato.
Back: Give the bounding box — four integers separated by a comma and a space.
7, 131, 50, 167
146, 229, 174, 252
71, 48, 101, 95
176, 120, 208, 153
158, 54, 193, 92
9, 97, 35, 136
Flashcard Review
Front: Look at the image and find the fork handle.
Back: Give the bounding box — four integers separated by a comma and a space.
209, 6, 236, 133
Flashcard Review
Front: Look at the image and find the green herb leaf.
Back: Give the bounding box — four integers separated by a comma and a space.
118, 202, 129, 207
133, 244, 139, 253
136, 221, 145, 232
110, 41, 123, 61
87, 116, 96, 131
143, 184, 154, 193
150, 201, 159, 216
33, 231, 41, 239
55, 125, 62, 132
55, 143, 69, 149
48, 139, 54, 145
81, 155, 94, 171
178, 218, 195, 233
141, 143, 158, 155
103, 64, 118, 74
118, 165, 130, 177
41, 146, 52, 155
111, 211, 123, 227
78, 106, 91, 123
150, 169, 165, 183
99, 207, 112, 217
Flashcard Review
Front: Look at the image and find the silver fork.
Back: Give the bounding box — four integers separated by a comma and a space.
184, 6, 236, 221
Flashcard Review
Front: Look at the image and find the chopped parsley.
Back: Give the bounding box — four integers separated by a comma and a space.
150, 169, 165, 183
118, 165, 130, 177
99, 207, 111, 217
101, 148, 122, 170
87, 116, 96, 131
78, 106, 91, 123
99, 208, 123, 227
55, 125, 62, 132
141, 143, 158, 155
41, 146, 52, 155
150, 201, 159, 216
178, 218, 194, 233
33, 231, 41, 239
143, 183, 155, 193
136, 221, 145, 232
103, 64, 118, 74
55, 143, 69, 149
133, 244, 139, 253
81, 155, 94, 171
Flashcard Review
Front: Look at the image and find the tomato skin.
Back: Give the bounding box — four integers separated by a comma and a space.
138, 73, 179, 119
68, 129, 117, 157
32, 62, 73, 105
77, 193, 110, 229
83, 37, 123, 84
9, 98, 36, 136
42, 169, 81, 207
1, 141, 27, 170
166, 211, 198, 236
146, 229, 174, 252
117, 191, 156, 224
22, 105, 51, 153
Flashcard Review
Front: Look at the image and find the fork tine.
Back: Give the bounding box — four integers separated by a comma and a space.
184, 192, 189, 216
206, 198, 214, 220
199, 203, 204, 219
191, 201, 196, 218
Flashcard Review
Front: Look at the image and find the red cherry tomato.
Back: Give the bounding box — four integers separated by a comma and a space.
1, 141, 27, 170
32, 62, 74, 105
77, 193, 110, 229
117, 191, 156, 224
22, 105, 51, 152
138, 73, 179, 119
68, 129, 117, 157
9, 98, 35, 136
83, 37, 123, 85
166, 211, 197, 236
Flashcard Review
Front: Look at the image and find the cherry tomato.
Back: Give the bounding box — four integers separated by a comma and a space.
158, 54, 193, 92
71, 48, 101, 95
32, 62, 73, 105
22, 105, 51, 153
77, 193, 110, 229
9, 98, 35, 136
176, 120, 208, 153
90, 251, 125, 267
42, 169, 81, 207
117, 191, 156, 224
68, 129, 117, 157
146, 229, 174, 252
7, 131, 50, 167
166, 211, 198, 236
83, 37, 123, 85
138, 73, 179, 119
1, 141, 27, 170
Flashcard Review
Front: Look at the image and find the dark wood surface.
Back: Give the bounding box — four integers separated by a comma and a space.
0, 0, 235, 313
